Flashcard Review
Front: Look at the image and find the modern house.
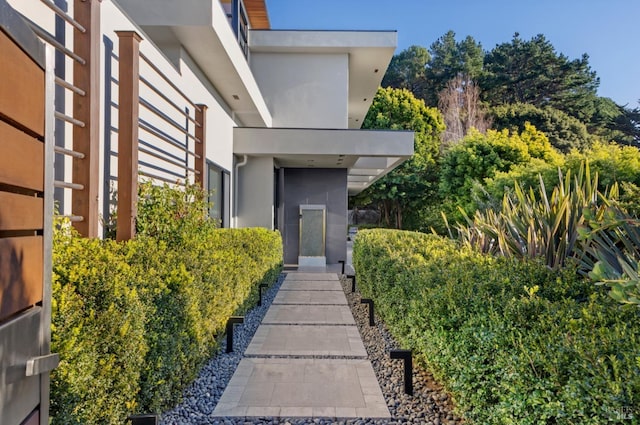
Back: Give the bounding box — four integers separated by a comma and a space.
6, 0, 413, 266
1, 1, 413, 423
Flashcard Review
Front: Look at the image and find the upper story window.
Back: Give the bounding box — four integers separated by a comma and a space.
222, 0, 249, 59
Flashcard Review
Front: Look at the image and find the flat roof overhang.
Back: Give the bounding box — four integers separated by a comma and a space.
249, 30, 397, 129
114, 0, 272, 127
234, 127, 414, 195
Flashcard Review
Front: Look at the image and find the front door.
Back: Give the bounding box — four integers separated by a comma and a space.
298, 204, 326, 267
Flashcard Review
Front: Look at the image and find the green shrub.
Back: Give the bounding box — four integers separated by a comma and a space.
50, 184, 283, 423
51, 223, 148, 424
353, 229, 640, 424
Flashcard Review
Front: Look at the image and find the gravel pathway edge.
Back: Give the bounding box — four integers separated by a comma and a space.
159, 273, 465, 425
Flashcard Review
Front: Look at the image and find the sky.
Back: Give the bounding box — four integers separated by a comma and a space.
266, 0, 640, 108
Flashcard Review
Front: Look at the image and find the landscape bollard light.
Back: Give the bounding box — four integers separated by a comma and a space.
390, 349, 413, 396
360, 298, 374, 326
338, 260, 345, 275
258, 283, 269, 306
226, 316, 244, 353
348, 275, 356, 292
128, 414, 158, 425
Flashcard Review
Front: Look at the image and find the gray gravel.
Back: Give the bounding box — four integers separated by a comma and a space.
160, 274, 286, 425
159, 273, 464, 425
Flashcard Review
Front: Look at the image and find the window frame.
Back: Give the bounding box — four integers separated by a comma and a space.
207, 160, 230, 227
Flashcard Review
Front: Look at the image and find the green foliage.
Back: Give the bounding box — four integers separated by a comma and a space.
51, 222, 148, 424
580, 204, 640, 306
455, 163, 609, 270
382, 32, 484, 107
354, 87, 444, 229
135, 181, 211, 246
439, 125, 558, 209
50, 184, 283, 424
381, 45, 430, 96
566, 140, 640, 189
491, 103, 593, 152
423, 31, 484, 106
481, 33, 600, 123
353, 229, 640, 424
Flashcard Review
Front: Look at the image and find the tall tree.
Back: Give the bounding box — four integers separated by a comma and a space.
353, 87, 444, 229
381, 45, 430, 98
481, 33, 600, 122
438, 74, 491, 147
424, 31, 484, 106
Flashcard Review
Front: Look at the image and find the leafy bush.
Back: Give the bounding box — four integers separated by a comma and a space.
50, 184, 283, 423
491, 103, 593, 152
51, 223, 148, 424
580, 204, 640, 306
353, 229, 640, 424
439, 125, 560, 212
455, 163, 615, 270
566, 140, 640, 189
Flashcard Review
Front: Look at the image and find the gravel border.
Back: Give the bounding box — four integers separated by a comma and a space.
160, 274, 286, 425
341, 276, 464, 425
160, 273, 464, 425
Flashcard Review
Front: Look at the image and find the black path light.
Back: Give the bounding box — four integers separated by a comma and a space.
390, 349, 413, 395
360, 298, 374, 326
338, 260, 345, 275
348, 274, 356, 293
128, 414, 158, 425
258, 283, 269, 306
226, 316, 244, 353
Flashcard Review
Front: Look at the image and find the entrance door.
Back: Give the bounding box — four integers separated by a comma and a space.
0, 2, 57, 424
298, 204, 326, 267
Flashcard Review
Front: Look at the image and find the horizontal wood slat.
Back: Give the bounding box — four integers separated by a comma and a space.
244, 0, 270, 29
0, 192, 43, 231
0, 31, 44, 136
0, 120, 44, 192
0, 236, 43, 323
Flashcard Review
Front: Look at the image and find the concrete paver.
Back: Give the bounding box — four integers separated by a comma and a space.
212, 358, 390, 418
262, 304, 355, 325
245, 325, 367, 357
280, 280, 343, 291
213, 271, 390, 420
284, 272, 338, 281
273, 290, 347, 305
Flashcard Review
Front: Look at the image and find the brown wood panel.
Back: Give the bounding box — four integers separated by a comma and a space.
116, 31, 142, 242
0, 236, 43, 323
195, 105, 207, 189
21, 408, 39, 425
0, 120, 44, 191
220, 0, 270, 29
245, 0, 270, 29
0, 31, 44, 137
72, 0, 101, 238
0, 192, 43, 231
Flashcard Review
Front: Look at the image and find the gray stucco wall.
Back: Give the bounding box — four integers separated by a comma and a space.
281, 168, 347, 265
237, 156, 274, 229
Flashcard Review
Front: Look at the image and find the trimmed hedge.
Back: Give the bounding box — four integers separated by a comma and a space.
50, 184, 282, 424
353, 229, 640, 424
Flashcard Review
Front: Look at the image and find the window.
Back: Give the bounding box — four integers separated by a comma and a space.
208, 162, 230, 227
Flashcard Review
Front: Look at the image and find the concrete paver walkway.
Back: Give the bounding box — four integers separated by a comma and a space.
245, 325, 367, 357
212, 271, 390, 419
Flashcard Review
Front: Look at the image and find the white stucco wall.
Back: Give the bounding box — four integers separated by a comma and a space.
10, 0, 240, 232
250, 52, 348, 129
236, 156, 274, 229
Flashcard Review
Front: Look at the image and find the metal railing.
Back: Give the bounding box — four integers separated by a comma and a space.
29, 0, 88, 226
137, 51, 202, 186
